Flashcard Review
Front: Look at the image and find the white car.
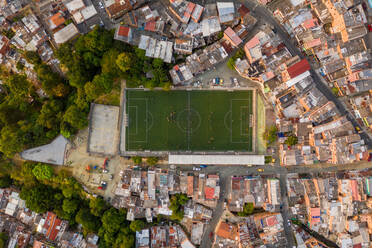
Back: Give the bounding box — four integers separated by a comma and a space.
193, 166, 201, 171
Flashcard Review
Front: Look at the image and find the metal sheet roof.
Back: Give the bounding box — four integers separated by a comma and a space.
168, 154, 265, 165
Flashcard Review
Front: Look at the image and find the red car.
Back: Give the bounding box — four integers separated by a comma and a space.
368, 24, 372, 32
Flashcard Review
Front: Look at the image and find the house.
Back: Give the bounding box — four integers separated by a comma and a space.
224, 27, 242, 47
53, 23, 79, 45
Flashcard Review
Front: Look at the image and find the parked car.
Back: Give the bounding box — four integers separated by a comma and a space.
193, 166, 201, 171
200, 164, 207, 168
368, 24, 372, 32
257, 168, 264, 172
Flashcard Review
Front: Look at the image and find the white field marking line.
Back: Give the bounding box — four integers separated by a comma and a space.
128, 106, 138, 135
128, 98, 148, 143
230, 99, 250, 144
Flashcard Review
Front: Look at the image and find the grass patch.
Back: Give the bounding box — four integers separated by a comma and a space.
125, 89, 254, 151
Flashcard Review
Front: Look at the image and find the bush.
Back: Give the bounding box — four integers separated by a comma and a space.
263, 126, 278, 144
32, 163, 53, 181
146, 157, 158, 166
132, 156, 142, 165
285, 134, 298, 146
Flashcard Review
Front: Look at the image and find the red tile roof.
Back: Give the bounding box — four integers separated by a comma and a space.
44, 212, 62, 241
205, 187, 215, 199
224, 27, 242, 46
287, 59, 310, 79
265, 215, 279, 226
118, 26, 130, 37
216, 222, 237, 240
145, 21, 156, 32
49, 13, 65, 29
244, 35, 260, 50
238, 4, 249, 17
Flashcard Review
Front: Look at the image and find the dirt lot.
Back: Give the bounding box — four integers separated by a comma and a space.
65, 128, 131, 199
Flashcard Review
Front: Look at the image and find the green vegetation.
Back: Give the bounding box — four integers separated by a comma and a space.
126, 90, 253, 151
129, 220, 145, 232
1, 29, 15, 39
169, 193, 189, 221
263, 125, 278, 145
227, 49, 245, 70
0, 232, 8, 248
1, 161, 136, 247
32, 163, 53, 180
331, 87, 339, 96
285, 134, 298, 146
131, 156, 142, 165
16, 61, 24, 71
264, 156, 272, 164
237, 203, 265, 216
146, 157, 158, 166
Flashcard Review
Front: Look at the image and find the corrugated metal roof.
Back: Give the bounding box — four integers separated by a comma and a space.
169, 154, 265, 165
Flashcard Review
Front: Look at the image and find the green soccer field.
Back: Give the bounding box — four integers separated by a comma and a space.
125, 89, 254, 152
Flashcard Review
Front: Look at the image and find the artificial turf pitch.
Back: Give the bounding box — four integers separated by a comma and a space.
125, 89, 253, 152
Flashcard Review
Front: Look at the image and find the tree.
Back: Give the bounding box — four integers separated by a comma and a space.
115, 227, 135, 248
0, 125, 25, 158
237, 202, 254, 216
146, 157, 158, 166
32, 163, 53, 181
16, 61, 24, 71
116, 53, 134, 73
62, 198, 79, 214
227, 57, 235, 70
0, 175, 12, 188
101, 49, 121, 77
0, 232, 8, 248
63, 104, 88, 130
89, 197, 108, 217
11, 162, 37, 187
132, 156, 142, 165
101, 208, 126, 235
20, 184, 56, 213
76, 208, 100, 233
129, 220, 145, 232
84, 81, 105, 101
285, 134, 298, 146
5, 74, 30, 99
263, 125, 278, 144
24, 51, 41, 65
169, 194, 189, 221
37, 100, 64, 129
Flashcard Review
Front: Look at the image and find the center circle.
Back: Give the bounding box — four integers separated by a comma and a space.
176, 109, 201, 133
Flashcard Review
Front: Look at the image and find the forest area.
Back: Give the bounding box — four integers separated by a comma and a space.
0, 27, 171, 159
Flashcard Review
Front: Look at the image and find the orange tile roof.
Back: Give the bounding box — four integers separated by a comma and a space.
287, 59, 310, 78
118, 26, 130, 37
265, 215, 278, 226
187, 176, 193, 196
205, 187, 215, 199
224, 27, 242, 46
302, 18, 318, 29
216, 222, 237, 240
244, 35, 259, 50
49, 13, 65, 29
145, 21, 156, 32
